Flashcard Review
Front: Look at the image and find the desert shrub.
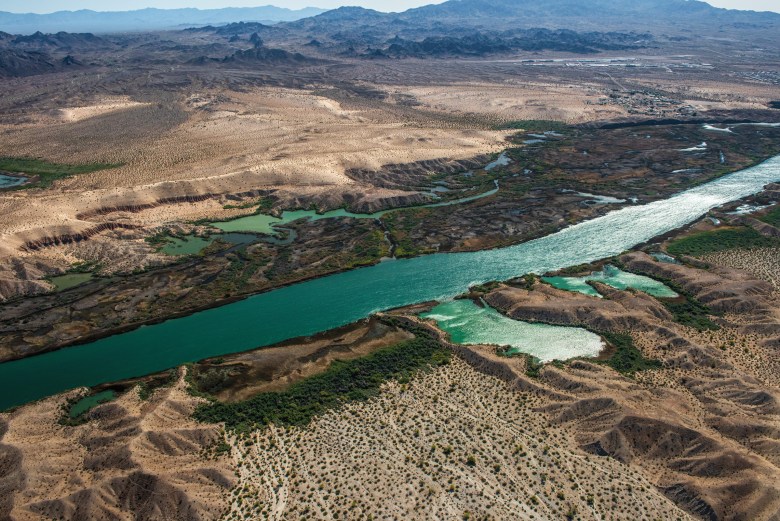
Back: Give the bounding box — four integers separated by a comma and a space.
760, 204, 780, 228
667, 227, 778, 257
661, 297, 719, 331
599, 332, 662, 375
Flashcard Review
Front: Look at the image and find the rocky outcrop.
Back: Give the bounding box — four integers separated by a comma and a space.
2, 374, 235, 521
272, 186, 432, 214
346, 156, 490, 190
21, 222, 139, 251
464, 260, 780, 520
76, 194, 220, 219
484, 280, 673, 333
744, 217, 780, 239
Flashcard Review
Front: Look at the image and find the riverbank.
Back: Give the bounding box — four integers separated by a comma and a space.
0, 152, 779, 410
3, 121, 779, 361
3, 219, 780, 519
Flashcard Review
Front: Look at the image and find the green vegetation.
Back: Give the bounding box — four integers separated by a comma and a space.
760, 204, 780, 228
137, 369, 177, 400
191, 366, 232, 396
467, 281, 502, 295
496, 120, 568, 132
223, 196, 275, 212
661, 296, 719, 331
524, 356, 544, 378
667, 227, 779, 257
70, 260, 100, 273
144, 230, 176, 246
193, 327, 450, 432
343, 230, 389, 267
598, 332, 661, 375
382, 208, 438, 258
620, 267, 720, 331
553, 262, 602, 276
0, 157, 120, 189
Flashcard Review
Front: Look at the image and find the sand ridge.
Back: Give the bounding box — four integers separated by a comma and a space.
0, 87, 510, 258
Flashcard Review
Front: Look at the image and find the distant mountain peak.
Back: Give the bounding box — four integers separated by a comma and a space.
0, 6, 328, 35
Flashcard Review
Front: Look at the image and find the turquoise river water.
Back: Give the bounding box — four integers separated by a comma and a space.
1, 155, 779, 410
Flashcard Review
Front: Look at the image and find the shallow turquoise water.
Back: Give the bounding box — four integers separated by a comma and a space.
485, 152, 511, 171
421, 300, 603, 362
0, 173, 27, 188
1, 155, 779, 410
542, 265, 678, 298
650, 252, 679, 264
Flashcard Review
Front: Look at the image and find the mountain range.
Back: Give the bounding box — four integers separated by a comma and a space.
2, 0, 780, 35
0, 6, 326, 34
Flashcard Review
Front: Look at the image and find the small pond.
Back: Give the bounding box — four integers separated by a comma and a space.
0, 173, 28, 189
69, 390, 116, 418
421, 299, 604, 362
542, 265, 678, 298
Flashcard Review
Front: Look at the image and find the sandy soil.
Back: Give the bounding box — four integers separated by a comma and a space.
222, 357, 690, 521
57, 98, 151, 123
400, 81, 627, 124
1, 371, 234, 521
700, 247, 780, 290
0, 87, 509, 257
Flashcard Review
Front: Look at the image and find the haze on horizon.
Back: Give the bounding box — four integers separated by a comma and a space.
4, 0, 780, 14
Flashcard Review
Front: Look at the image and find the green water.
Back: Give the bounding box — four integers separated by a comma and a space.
212, 183, 499, 234
542, 265, 678, 298
160, 232, 263, 255
49, 273, 94, 291
0, 156, 779, 410
421, 300, 603, 362
68, 390, 116, 418
160, 236, 214, 255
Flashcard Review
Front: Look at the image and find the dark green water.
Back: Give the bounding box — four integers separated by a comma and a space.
160, 236, 213, 255
1, 155, 779, 410
68, 390, 116, 418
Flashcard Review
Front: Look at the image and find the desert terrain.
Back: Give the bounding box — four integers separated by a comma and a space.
0, 20, 779, 304
3, 198, 780, 519
1, 0, 780, 519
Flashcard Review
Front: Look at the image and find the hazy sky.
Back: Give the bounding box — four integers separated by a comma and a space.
2, 0, 779, 14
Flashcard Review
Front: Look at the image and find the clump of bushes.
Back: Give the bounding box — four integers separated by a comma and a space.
667, 227, 778, 257
193, 329, 450, 432
599, 332, 661, 375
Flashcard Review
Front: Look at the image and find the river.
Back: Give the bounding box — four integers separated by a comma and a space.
1, 155, 779, 410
